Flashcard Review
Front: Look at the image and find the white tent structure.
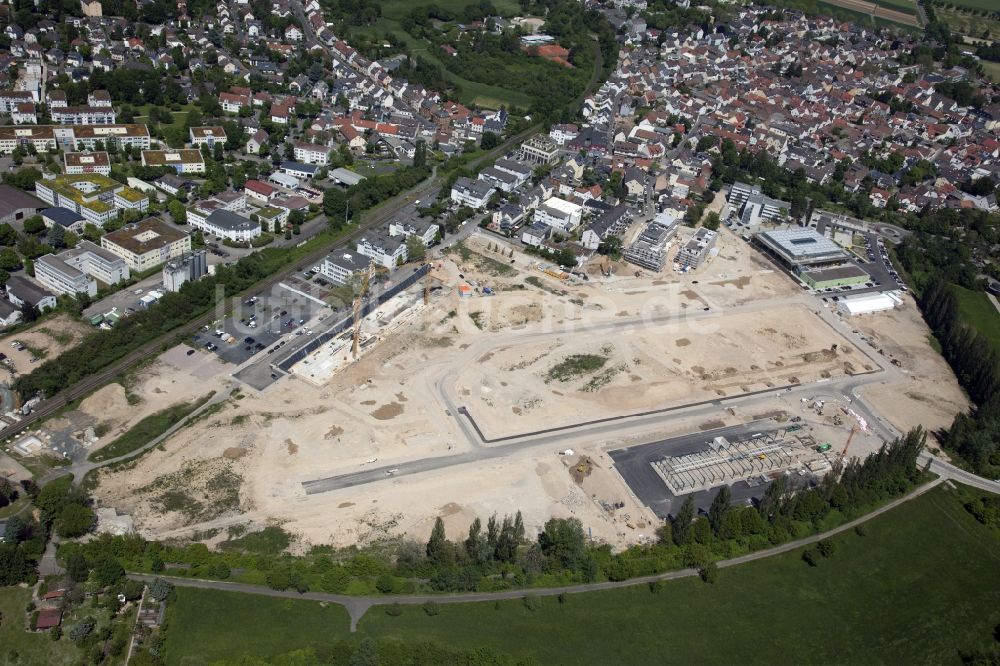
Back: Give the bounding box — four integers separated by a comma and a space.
837, 292, 902, 316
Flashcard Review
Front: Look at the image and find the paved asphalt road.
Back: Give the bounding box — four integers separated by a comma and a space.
132, 476, 947, 632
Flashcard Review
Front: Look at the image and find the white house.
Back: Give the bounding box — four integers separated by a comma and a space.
533, 197, 583, 231
450, 176, 494, 209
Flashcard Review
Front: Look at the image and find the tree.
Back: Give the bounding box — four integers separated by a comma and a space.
0, 223, 17, 246
93, 556, 125, 587
598, 235, 623, 260
167, 199, 187, 224
708, 485, 731, 535
323, 187, 349, 226
480, 131, 501, 150
413, 139, 427, 168
64, 551, 90, 583
0, 248, 21, 271
702, 211, 721, 231
426, 517, 451, 565
56, 503, 95, 538
671, 496, 695, 546
47, 225, 66, 249
405, 235, 426, 262
22, 216, 46, 235
538, 517, 587, 571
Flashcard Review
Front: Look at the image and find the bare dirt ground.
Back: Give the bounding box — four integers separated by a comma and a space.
0, 315, 92, 380
84, 229, 964, 551
852, 298, 969, 447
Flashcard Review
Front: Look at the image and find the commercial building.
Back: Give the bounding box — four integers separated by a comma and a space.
280, 161, 318, 179
5, 275, 57, 311
35, 241, 130, 297
450, 177, 495, 209
0, 125, 150, 153
244, 179, 276, 202
64, 151, 111, 175
799, 264, 870, 290
41, 207, 86, 233
101, 217, 191, 271
188, 126, 227, 147
837, 292, 902, 316
141, 149, 206, 174
162, 250, 208, 292
0, 185, 43, 224
755, 227, 849, 269
321, 250, 370, 285
533, 196, 583, 232
51, 106, 118, 125
34, 174, 148, 227
329, 167, 365, 187
193, 209, 260, 243
676, 227, 718, 269
623, 216, 679, 271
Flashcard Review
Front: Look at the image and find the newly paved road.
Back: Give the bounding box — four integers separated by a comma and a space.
131, 476, 949, 632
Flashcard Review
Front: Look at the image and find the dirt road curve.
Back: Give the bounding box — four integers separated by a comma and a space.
823, 0, 921, 27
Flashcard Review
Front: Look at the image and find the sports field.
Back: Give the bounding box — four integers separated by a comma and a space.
163, 484, 1000, 665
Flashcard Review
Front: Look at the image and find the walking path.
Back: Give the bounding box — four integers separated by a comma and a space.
130, 476, 946, 632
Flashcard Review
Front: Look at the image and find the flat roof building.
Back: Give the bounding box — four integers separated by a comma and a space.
838, 292, 902, 316
101, 217, 191, 272
321, 250, 370, 285
623, 215, 679, 271
188, 126, 227, 147
35, 240, 130, 296
676, 227, 718, 269
64, 151, 111, 175
755, 227, 849, 269
141, 149, 206, 174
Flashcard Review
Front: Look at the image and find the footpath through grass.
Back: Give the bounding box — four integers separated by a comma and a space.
163, 484, 1000, 665
87, 393, 214, 463
953, 284, 1000, 355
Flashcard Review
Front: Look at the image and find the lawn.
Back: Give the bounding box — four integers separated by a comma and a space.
164, 589, 351, 664
359, 484, 1000, 664
375, 0, 521, 21
953, 284, 1000, 355
87, 393, 214, 463
945, 0, 997, 10
983, 60, 1000, 84
162, 484, 1000, 665
0, 587, 81, 666
937, 7, 1000, 39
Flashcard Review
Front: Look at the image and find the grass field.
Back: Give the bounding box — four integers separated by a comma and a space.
163, 484, 1000, 665
87, 393, 214, 463
942, 0, 998, 10
0, 587, 81, 666
874, 0, 917, 16
953, 284, 1000, 355
374, 0, 521, 21
984, 61, 1000, 84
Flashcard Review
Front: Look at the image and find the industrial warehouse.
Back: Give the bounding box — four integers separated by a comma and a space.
755, 227, 869, 290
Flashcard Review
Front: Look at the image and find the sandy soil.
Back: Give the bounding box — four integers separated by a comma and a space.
458, 305, 865, 439
0, 315, 92, 380
85, 229, 965, 551
853, 297, 969, 446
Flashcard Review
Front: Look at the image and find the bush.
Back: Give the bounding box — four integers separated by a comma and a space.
523, 595, 542, 611
699, 562, 719, 584
817, 540, 836, 558
802, 548, 820, 567
557, 592, 567, 604
648, 580, 664, 594
148, 578, 172, 602
422, 601, 440, 616
50, 626, 62, 641
385, 603, 403, 617
854, 524, 868, 537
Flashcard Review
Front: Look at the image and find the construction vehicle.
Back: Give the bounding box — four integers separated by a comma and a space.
351, 262, 387, 360
840, 425, 857, 461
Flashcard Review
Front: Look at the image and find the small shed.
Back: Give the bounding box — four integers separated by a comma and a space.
36, 608, 62, 631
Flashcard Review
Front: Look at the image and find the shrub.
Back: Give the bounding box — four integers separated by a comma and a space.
854, 524, 868, 537
50, 626, 62, 641
422, 601, 440, 616
385, 603, 403, 617
802, 549, 820, 567
648, 580, 664, 594
699, 562, 719, 584
817, 540, 836, 558
523, 595, 542, 611
557, 593, 567, 604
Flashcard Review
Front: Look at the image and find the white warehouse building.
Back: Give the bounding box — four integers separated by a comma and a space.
837, 292, 902, 316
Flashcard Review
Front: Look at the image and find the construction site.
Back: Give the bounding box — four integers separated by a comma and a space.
649, 430, 832, 497
59, 226, 966, 550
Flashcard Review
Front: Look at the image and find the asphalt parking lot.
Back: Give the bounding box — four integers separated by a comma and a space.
609, 421, 784, 520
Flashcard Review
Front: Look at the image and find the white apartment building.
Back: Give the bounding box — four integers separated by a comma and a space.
293, 142, 330, 165
35, 241, 130, 297
101, 218, 192, 271
321, 250, 370, 285
450, 176, 495, 209
357, 233, 406, 269
51, 106, 118, 125
141, 149, 206, 174
533, 196, 583, 231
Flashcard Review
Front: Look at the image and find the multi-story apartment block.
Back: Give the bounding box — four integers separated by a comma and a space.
51, 106, 118, 125
321, 250, 370, 285
357, 232, 406, 269
293, 141, 330, 165
533, 197, 583, 231
189, 208, 260, 243
450, 176, 494, 209
0, 125, 150, 154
